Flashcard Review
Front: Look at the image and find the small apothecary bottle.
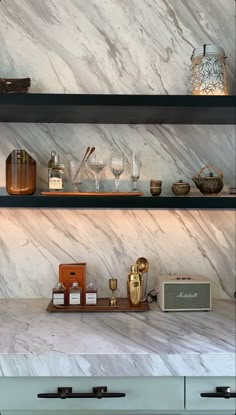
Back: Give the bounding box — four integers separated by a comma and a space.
85, 283, 97, 305
69, 281, 82, 305
52, 282, 65, 305
48, 155, 65, 191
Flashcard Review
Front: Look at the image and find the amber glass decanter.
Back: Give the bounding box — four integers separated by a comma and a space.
6, 150, 36, 195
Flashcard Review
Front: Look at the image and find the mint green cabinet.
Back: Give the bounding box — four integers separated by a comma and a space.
186, 376, 236, 412
0, 377, 184, 412
0, 376, 235, 414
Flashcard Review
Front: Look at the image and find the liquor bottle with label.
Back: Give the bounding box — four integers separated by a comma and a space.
48, 155, 65, 191
85, 282, 97, 305
69, 282, 82, 305
52, 282, 65, 306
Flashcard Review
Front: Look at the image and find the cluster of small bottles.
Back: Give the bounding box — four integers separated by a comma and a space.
48, 151, 65, 191
52, 281, 97, 306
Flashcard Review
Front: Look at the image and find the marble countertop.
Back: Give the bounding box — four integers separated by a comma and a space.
0, 299, 235, 377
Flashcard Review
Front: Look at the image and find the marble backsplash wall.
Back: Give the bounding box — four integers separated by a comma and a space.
0, 0, 235, 94
0, 0, 235, 300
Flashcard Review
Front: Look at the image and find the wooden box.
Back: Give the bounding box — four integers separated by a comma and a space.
59, 263, 86, 305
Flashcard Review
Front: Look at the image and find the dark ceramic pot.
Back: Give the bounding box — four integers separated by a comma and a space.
171, 180, 190, 196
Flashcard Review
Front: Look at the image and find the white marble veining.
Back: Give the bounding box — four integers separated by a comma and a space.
0, 0, 235, 301
0, 208, 235, 300
0, 298, 234, 376
0, 0, 235, 94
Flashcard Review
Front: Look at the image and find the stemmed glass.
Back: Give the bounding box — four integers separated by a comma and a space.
130, 152, 140, 191
87, 153, 106, 192
110, 151, 124, 192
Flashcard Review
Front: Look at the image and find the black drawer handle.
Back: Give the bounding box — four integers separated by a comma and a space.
37, 386, 126, 400
201, 386, 236, 399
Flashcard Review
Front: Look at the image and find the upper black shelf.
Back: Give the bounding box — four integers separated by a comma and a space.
0, 195, 235, 209
0, 94, 235, 124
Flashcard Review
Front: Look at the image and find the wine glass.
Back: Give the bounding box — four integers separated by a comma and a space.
110, 151, 124, 192
130, 152, 140, 191
87, 153, 106, 192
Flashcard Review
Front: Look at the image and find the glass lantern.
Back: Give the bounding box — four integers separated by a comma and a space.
191, 44, 228, 95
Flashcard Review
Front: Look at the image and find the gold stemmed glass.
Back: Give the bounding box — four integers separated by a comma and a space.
109, 278, 118, 307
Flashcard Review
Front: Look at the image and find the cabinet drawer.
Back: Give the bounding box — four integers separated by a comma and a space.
186, 376, 236, 411
0, 377, 184, 411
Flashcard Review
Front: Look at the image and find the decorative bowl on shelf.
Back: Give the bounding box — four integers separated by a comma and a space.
0, 77, 31, 93
171, 180, 190, 196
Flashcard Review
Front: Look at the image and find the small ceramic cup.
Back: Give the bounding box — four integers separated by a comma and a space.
150, 179, 162, 187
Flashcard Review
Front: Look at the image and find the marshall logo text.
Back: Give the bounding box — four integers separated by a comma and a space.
176, 292, 198, 298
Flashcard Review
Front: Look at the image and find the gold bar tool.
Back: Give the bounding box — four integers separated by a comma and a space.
127, 264, 142, 306
109, 278, 118, 307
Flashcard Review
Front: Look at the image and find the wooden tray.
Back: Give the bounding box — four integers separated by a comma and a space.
46, 298, 149, 312
41, 191, 143, 197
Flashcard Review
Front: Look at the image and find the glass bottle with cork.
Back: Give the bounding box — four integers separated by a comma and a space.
48, 154, 65, 191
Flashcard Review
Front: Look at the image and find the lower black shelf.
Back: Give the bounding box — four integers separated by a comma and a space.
0, 195, 235, 209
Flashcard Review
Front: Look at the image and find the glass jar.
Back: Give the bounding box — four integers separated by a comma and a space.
6, 150, 36, 195
191, 44, 228, 95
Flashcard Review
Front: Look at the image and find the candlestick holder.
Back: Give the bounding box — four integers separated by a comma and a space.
109, 278, 118, 307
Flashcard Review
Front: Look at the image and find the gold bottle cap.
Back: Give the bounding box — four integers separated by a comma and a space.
131, 264, 139, 273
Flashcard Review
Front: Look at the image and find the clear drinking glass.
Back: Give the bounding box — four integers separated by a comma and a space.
110, 151, 124, 191
68, 159, 83, 191
130, 152, 140, 191
87, 153, 106, 192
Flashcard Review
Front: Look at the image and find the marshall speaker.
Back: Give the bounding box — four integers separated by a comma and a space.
156, 275, 212, 311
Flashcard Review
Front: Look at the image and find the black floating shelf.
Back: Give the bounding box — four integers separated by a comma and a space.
0, 94, 235, 124
0, 196, 235, 209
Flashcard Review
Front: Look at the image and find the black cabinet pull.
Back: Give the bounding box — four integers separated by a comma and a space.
37, 386, 126, 400
201, 386, 236, 399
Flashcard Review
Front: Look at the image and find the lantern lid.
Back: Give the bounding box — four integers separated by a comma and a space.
191, 44, 226, 59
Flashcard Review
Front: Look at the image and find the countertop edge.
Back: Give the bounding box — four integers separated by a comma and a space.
0, 352, 235, 377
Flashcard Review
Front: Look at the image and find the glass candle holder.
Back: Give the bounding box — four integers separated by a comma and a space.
191, 44, 228, 95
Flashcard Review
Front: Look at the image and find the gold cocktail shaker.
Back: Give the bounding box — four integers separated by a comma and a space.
127, 264, 142, 306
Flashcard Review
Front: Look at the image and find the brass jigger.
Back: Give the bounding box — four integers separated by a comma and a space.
109, 278, 118, 307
